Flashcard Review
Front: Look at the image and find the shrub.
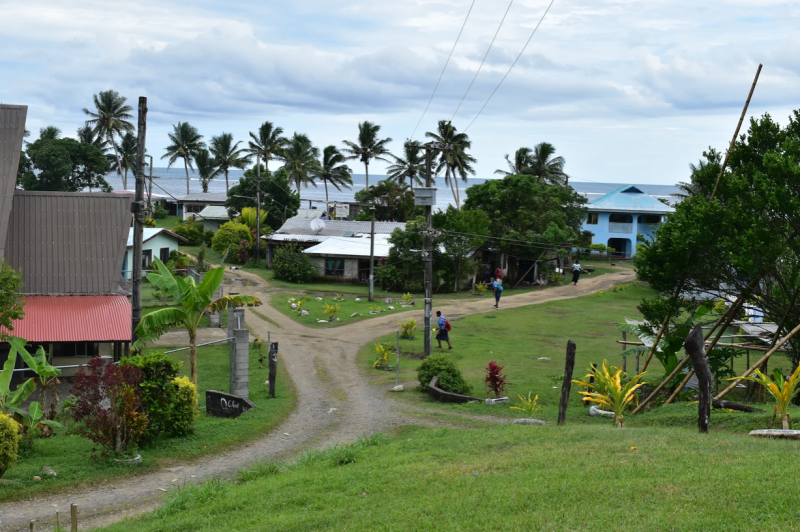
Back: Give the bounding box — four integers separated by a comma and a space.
72, 358, 148, 455
152, 203, 169, 219
237, 240, 250, 264
171, 376, 199, 436
173, 218, 205, 245
196, 244, 209, 273
372, 342, 394, 368
143, 218, 156, 228
273, 243, 318, 283
0, 413, 21, 478
211, 222, 252, 256
323, 303, 341, 320
398, 318, 417, 339
203, 229, 214, 247
484, 361, 511, 397
166, 249, 192, 271
416, 353, 472, 395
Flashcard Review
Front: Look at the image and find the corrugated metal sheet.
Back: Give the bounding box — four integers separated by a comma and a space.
181, 192, 227, 203
6, 192, 132, 295
588, 185, 674, 214
275, 218, 405, 236
4, 295, 131, 342
126, 227, 188, 247
197, 205, 231, 220
0, 104, 28, 263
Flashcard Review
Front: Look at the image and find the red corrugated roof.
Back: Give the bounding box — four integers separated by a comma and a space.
3, 296, 131, 342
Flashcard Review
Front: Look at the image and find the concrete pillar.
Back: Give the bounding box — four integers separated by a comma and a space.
231, 328, 250, 399
208, 286, 223, 327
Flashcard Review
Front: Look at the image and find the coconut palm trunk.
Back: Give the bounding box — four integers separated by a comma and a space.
224, 168, 229, 192
183, 159, 191, 195
454, 174, 462, 209
446, 167, 459, 209
109, 132, 126, 189
324, 178, 330, 212
364, 161, 370, 189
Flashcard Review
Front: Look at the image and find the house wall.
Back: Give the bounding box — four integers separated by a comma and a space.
203, 219, 226, 233
309, 256, 360, 280
582, 211, 662, 257
123, 233, 183, 279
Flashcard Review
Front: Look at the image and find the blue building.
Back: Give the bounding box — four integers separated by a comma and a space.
581, 185, 674, 258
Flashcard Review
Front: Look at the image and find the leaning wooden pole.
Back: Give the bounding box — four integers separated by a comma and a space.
715, 320, 800, 400
711, 64, 762, 200
684, 325, 713, 433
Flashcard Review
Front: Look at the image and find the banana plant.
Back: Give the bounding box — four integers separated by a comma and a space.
28, 345, 62, 434
731, 366, 800, 429
9, 401, 65, 447
573, 361, 647, 428
0, 336, 38, 414
133, 259, 262, 386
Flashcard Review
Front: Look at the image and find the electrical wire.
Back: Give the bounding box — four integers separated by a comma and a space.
451, 0, 515, 121
463, 0, 557, 133
410, 0, 477, 140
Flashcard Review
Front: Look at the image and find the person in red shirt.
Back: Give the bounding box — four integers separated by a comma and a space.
495, 267, 503, 282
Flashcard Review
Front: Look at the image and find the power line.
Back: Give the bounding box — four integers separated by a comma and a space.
451, 0, 515, 121
410, 0, 477, 140
463, 0, 557, 133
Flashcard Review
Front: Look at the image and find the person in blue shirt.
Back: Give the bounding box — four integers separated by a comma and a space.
491, 277, 503, 309
435, 310, 452, 349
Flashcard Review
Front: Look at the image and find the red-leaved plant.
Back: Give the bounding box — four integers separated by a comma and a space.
238, 240, 250, 264
72, 358, 148, 457
484, 361, 511, 398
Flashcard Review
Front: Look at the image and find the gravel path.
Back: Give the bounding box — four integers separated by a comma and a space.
0, 270, 632, 531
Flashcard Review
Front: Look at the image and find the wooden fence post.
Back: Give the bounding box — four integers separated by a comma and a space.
71, 504, 78, 532
268, 342, 278, 398
558, 341, 576, 426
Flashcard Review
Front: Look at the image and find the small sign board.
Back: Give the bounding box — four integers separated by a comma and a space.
335, 204, 349, 218
205, 390, 256, 418
413, 187, 436, 206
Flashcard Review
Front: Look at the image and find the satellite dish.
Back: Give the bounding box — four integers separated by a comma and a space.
310, 218, 326, 234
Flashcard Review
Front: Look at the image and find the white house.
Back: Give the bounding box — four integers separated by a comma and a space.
302, 233, 393, 281
122, 228, 188, 279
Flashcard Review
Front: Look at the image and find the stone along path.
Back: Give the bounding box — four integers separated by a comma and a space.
0, 271, 632, 531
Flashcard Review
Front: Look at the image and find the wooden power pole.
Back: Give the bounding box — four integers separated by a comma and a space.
131, 96, 147, 347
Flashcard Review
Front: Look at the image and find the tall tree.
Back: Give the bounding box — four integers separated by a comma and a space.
76, 125, 110, 153
38, 126, 61, 141
312, 145, 353, 207
279, 133, 320, 192
341, 121, 392, 189
194, 149, 222, 193
112, 132, 138, 189
226, 167, 300, 229
387, 141, 425, 186
527, 142, 568, 185
247, 121, 286, 172
495, 147, 534, 176
82, 90, 134, 189
433, 206, 490, 292
210, 133, 249, 192
425, 120, 476, 209
162, 122, 205, 195
354, 179, 416, 222
19, 137, 111, 192
0, 260, 25, 342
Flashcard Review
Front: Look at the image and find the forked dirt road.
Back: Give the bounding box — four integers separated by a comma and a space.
0, 271, 632, 531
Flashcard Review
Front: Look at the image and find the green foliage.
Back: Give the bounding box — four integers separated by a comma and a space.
18, 137, 112, 192
0, 260, 25, 341
211, 222, 252, 256
8, 401, 65, 447
227, 167, 300, 231
152, 203, 169, 219
237, 460, 283, 482
398, 318, 418, 339
273, 243, 318, 283
166, 250, 192, 271
354, 179, 418, 221
323, 303, 341, 320
196, 245, 209, 273
416, 353, 472, 395
0, 337, 39, 413
329, 442, 361, 465
173, 218, 205, 246
510, 392, 541, 418
143, 218, 156, 228
0, 413, 21, 478
433, 206, 490, 291
237, 207, 269, 234
372, 342, 394, 368
172, 376, 199, 436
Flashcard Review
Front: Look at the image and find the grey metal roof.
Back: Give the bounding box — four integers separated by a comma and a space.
6, 192, 132, 295
127, 227, 188, 247
274, 218, 405, 236
587, 185, 674, 214
0, 104, 28, 263
197, 205, 231, 220
181, 192, 227, 203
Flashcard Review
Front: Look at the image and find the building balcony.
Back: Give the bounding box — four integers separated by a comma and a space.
608, 222, 633, 234
639, 224, 659, 239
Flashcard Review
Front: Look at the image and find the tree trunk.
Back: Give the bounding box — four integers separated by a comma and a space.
453, 259, 460, 293
684, 324, 712, 433
324, 178, 329, 213
782, 413, 791, 430
225, 168, 230, 192
615, 415, 625, 428
365, 161, 370, 189
454, 175, 461, 209
189, 329, 198, 386
110, 132, 126, 190
446, 167, 458, 208
184, 158, 191, 195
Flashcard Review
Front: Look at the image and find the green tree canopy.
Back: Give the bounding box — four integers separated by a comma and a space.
432, 206, 490, 292
225, 166, 300, 230
0, 260, 25, 342
18, 137, 112, 192
354, 179, 418, 222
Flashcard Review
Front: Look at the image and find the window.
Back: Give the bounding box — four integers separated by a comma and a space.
324, 258, 345, 276
638, 214, 661, 224
160, 247, 171, 263
142, 249, 152, 269
609, 213, 632, 223
587, 213, 599, 225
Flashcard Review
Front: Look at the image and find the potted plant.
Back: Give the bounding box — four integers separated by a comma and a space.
333, 293, 345, 302
368, 304, 382, 315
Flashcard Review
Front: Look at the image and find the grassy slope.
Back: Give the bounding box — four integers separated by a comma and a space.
102, 424, 800, 531
0, 344, 295, 502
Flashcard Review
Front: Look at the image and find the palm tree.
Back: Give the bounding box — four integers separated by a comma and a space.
194, 149, 222, 193
133, 260, 261, 387
112, 132, 138, 188
210, 133, 250, 192
279, 133, 320, 192
76, 125, 110, 154
83, 90, 134, 189
387, 141, 425, 186
527, 142, 568, 185
162, 122, 205, 195
246, 122, 286, 172
312, 146, 353, 208
38, 126, 61, 140
495, 147, 534, 176
425, 120, 476, 209
341, 121, 392, 189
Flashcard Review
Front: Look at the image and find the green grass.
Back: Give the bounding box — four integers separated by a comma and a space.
0, 344, 295, 502
271, 292, 414, 327
101, 423, 800, 531
152, 215, 182, 229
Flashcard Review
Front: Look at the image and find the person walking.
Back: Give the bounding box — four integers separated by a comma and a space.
572, 260, 582, 286
491, 276, 503, 309
435, 310, 452, 349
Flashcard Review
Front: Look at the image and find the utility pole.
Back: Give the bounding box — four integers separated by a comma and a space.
255, 155, 262, 268
147, 155, 154, 218
423, 147, 433, 358
368, 206, 376, 302
131, 96, 148, 348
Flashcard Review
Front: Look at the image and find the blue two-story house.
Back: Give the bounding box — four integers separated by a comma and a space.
582, 185, 674, 257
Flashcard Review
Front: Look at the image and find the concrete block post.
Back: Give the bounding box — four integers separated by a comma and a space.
231, 328, 250, 399
208, 286, 223, 327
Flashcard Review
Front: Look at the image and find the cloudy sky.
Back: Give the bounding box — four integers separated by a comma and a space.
1, 0, 797, 185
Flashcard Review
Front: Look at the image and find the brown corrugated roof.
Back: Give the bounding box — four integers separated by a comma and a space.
5, 191, 132, 295
0, 104, 28, 263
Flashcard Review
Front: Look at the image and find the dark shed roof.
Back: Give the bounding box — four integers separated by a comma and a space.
0, 104, 28, 263
5, 191, 132, 295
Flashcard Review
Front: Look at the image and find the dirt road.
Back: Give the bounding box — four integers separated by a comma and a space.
0, 271, 632, 531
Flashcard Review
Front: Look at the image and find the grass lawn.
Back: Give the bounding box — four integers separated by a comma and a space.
0, 343, 295, 502
358, 282, 796, 428
152, 215, 182, 229
270, 292, 415, 328
101, 423, 800, 531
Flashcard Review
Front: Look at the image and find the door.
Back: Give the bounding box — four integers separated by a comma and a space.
160, 247, 170, 264
142, 249, 153, 269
